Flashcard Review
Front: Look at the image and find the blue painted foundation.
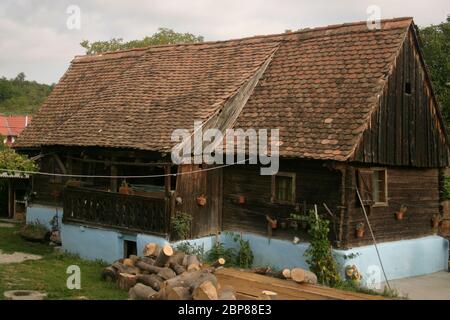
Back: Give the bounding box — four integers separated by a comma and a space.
26, 204, 62, 230
27, 204, 449, 283
334, 235, 449, 286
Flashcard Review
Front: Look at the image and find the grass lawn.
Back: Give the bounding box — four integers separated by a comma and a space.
0, 224, 127, 300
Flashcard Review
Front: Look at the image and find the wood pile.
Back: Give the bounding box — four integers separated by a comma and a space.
101, 243, 233, 300
252, 267, 318, 284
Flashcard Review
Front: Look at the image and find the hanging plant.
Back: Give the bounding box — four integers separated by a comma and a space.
196, 194, 207, 206
119, 180, 133, 194
395, 205, 407, 220
355, 222, 365, 238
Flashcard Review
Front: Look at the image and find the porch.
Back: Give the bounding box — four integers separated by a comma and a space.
63, 186, 172, 237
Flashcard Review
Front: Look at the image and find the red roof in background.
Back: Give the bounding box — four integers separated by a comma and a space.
0, 115, 32, 137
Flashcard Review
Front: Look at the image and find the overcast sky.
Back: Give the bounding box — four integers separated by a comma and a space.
1, 0, 448, 84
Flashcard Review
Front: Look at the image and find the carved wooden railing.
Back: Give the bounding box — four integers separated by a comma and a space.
63, 187, 169, 236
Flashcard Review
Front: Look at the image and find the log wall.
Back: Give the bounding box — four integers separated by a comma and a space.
344, 165, 440, 247
222, 160, 342, 240
353, 27, 448, 168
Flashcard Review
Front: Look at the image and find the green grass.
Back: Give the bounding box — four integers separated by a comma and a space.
0, 225, 127, 300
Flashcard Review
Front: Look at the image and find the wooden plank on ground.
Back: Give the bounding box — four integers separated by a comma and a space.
215, 268, 384, 300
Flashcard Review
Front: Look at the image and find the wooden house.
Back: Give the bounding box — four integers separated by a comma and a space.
15, 18, 449, 279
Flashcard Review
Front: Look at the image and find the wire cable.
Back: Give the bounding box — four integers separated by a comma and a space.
355, 186, 392, 290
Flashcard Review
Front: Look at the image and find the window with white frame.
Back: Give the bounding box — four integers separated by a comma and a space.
357, 168, 388, 206
271, 172, 296, 204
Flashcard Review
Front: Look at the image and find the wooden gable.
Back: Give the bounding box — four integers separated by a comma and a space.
353, 25, 449, 167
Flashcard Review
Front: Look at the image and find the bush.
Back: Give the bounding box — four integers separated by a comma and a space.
304, 211, 341, 286
171, 212, 192, 240
175, 241, 204, 260
20, 221, 49, 242
206, 242, 236, 267
444, 176, 450, 200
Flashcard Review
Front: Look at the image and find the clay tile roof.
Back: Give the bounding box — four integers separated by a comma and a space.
0, 115, 32, 137
16, 17, 414, 161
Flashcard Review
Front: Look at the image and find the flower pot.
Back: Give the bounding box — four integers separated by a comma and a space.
431, 218, 441, 229
237, 195, 245, 204
356, 228, 365, 238
197, 195, 207, 206
395, 211, 404, 220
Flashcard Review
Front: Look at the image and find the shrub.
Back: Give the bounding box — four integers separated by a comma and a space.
20, 221, 49, 242
171, 212, 192, 240
304, 211, 341, 286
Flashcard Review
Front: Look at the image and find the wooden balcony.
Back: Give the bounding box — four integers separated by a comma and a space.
63, 187, 170, 236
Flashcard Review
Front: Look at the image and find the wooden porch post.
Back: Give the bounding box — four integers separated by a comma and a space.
111, 159, 118, 192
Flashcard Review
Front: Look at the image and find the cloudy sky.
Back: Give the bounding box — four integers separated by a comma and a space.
1, 0, 448, 84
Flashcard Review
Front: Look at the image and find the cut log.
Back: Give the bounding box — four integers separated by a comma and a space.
154, 245, 174, 267
143, 243, 161, 258
193, 281, 218, 300
167, 286, 191, 300
128, 283, 158, 300
169, 251, 185, 266
157, 267, 177, 280
123, 258, 134, 267
135, 260, 164, 274
282, 269, 291, 279
141, 257, 155, 265
259, 290, 278, 300
218, 285, 236, 300
101, 266, 117, 282
151, 287, 166, 300
136, 274, 163, 291
112, 262, 140, 275
170, 262, 187, 275
212, 258, 226, 269
291, 268, 318, 284
186, 255, 201, 272
117, 273, 137, 291
163, 269, 218, 293
129, 255, 140, 264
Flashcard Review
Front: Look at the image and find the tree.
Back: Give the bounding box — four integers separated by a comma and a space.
81, 27, 204, 54
0, 74, 53, 115
0, 142, 38, 175
419, 16, 450, 127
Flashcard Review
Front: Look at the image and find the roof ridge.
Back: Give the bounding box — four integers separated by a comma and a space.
73, 17, 413, 62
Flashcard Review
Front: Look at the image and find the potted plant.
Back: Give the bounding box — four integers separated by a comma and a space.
395, 205, 407, 220
355, 222, 365, 238
119, 180, 133, 195
196, 194, 207, 206
431, 214, 442, 229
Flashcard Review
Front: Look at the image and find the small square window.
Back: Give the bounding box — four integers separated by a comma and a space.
405, 82, 412, 95
271, 172, 296, 204
357, 168, 388, 207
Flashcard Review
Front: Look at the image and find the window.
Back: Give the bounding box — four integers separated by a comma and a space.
357, 168, 388, 206
271, 172, 296, 204
405, 82, 412, 94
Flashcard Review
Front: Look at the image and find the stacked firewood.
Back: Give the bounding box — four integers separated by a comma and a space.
101, 243, 233, 300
